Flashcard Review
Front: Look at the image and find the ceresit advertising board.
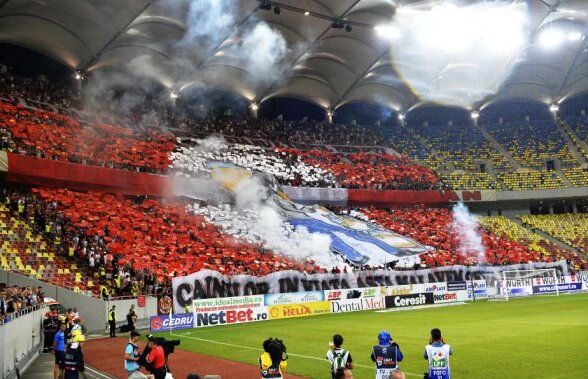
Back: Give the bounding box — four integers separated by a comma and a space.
193, 295, 268, 328
330, 297, 386, 313
385, 293, 434, 308
150, 313, 194, 333
264, 291, 324, 305
268, 301, 331, 320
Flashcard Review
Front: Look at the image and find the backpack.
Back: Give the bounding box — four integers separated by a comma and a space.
330, 348, 349, 372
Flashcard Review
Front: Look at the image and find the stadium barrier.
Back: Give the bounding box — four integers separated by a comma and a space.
498, 274, 588, 297
171, 262, 568, 311
0, 305, 44, 379
0, 269, 107, 333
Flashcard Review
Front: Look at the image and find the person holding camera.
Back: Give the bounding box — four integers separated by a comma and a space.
370, 330, 403, 379
423, 328, 453, 379
258, 337, 288, 378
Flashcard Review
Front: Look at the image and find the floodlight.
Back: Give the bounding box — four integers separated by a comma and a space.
327, 110, 334, 117
74, 73, 82, 80
170, 92, 179, 99
471, 110, 480, 119
345, 24, 352, 32
567, 31, 583, 42
375, 25, 401, 40
273, 6, 281, 15
332, 20, 344, 29
538, 29, 565, 49
398, 113, 405, 120
250, 103, 259, 111
304, 11, 310, 16
549, 104, 559, 113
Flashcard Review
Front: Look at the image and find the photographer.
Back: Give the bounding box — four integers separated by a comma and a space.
424, 328, 452, 379
370, 331, 403, 379
258, 337, 288, 378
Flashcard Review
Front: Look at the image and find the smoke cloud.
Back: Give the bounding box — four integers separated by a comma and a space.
233, 175, 336, 268
451, 202, 485, 263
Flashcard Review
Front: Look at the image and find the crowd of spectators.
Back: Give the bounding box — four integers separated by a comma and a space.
0, 282, 45, 322
0, 100, 176, 173
277, 149, 443, 190
360, 206, 545, 267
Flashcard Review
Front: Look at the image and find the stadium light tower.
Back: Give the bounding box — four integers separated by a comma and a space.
74, 72, 82, 80
170, 91, 179, 100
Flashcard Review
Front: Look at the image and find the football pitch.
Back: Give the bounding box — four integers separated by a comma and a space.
158, 294, 588, 378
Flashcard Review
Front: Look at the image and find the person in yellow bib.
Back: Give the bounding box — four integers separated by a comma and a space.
259, 338, 288, 379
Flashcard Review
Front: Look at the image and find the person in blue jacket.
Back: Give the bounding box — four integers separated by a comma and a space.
370, 330, 403, 379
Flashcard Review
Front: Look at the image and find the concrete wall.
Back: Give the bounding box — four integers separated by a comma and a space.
107, 297, 158, 325
0, 270, 107, 333
0, 306, 44, 379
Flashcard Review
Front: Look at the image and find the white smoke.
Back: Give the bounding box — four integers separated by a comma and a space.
233, 175, 336, 268
179, 0, 289, 85
179, 0, 238, 50
238, 23, 289, 84
451, 202, 485, 263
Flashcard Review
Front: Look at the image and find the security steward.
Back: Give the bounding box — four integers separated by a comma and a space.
59, 334, 87, 379
108, 305, 116, 338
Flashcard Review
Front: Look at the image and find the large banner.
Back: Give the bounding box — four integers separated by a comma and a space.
172, 262, 567, 311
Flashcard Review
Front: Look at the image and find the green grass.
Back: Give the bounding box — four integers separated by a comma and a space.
156, 294, 588, 378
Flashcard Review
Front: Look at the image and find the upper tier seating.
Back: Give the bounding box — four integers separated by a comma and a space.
170, 141, 336, 187
497, 170, 565, 190
0, 101, 176, 173
519, 214, 588, 257
411, 122, 511, 171
484, 121, 576, 168
439, 172, 501, 190
278, 149, 441, 190
360, 207, 542, 267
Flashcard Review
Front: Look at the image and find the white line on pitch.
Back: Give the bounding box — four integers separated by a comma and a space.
176, 333, 422, 377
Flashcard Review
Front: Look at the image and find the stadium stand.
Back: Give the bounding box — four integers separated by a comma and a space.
0, 101, 176, 173
410, 122, 511, 171
278, 149, 441, 190
477, 216, 586, 270
562, 167, 588, 187
439, 172, 502, 190
0, 199, 91, 293
360, 207, 542, 266
483, 120, 577, 168
497, 170, 566, 190
32, 188, 314, 280
170, 141, 336, 187
519, 214, 588, 256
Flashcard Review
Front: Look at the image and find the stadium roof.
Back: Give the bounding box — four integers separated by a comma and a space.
2, 0, 588, 112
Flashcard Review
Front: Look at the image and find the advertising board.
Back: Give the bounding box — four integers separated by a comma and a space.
447, 281, 467, 291
532, 282, 583, 294
384, 284, 426, 296
324, 287, 383, 301
268, 301, 331, 320
385, 293, 434, 308
264, 291, 324, 305
330, 297, 386, 313
425, 283, 447, 293
193, 295, 268, 328
149, 313, 194, 333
